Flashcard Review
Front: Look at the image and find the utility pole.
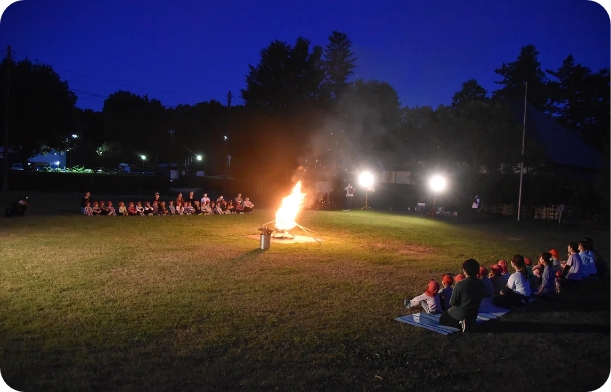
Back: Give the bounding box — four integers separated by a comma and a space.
517, 82, 527, 221
2, 45, 10, 192
227, 91, 232, 107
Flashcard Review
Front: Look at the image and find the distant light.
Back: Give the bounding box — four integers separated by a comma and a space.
54, 161, 60, 166
429, 175, 446, 192
196, 155, 202, 161
223, 136, 228, 141
358, 172, 374, 188
71, 134, 78, 139
140, 155, 146, 160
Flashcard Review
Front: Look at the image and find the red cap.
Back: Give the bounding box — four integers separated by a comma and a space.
498, 260, 508, 273
478, 266, 488, 278
454, 273, 465, 283
550, 249, 560, 259
524, 257, 532, 266
490, 264, 502, 275
442, 274, 453, 286
425, 279, 440, 297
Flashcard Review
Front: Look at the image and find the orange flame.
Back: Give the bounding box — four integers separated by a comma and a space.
275, 181, 306, 231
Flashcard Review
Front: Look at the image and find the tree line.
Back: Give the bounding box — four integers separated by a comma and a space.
0, 33, 608, 212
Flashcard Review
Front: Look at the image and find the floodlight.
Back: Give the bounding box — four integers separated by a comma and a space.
140, 155, 146, 160
196, 155, 202, 161
358, 172, 374, 188
429, 175, 446, 192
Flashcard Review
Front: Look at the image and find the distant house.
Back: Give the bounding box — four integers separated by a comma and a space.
0, 147, 66, 169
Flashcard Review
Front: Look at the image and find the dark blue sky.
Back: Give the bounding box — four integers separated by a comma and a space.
0, 0, 608, 111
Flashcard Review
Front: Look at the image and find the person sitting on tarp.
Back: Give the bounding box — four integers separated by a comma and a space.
5, 195, 29, 217
438, 258, 486, 332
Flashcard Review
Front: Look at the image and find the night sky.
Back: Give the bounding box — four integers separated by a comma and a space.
0, 0, 608, 111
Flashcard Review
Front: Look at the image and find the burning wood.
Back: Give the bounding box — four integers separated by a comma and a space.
275, 181, 306, 232
258, 225, 274, 236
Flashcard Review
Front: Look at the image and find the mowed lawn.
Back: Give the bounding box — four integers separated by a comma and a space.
0, 192, 609, 392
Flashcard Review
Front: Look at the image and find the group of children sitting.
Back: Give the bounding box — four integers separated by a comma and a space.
404, 237, 606, 314
81, 191, 255, 216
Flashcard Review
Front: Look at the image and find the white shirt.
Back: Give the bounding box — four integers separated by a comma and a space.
344, 186, 354, 197
201, 197, 210, 205
507, 271, 531, 297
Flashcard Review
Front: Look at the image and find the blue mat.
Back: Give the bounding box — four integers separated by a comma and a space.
395, 297, 512, 335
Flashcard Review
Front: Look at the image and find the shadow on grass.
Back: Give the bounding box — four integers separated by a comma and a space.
478, 320, 609, 334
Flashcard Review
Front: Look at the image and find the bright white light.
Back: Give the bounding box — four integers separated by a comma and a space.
196, 155, 202, 161
71, 134, 78, 139
358, 172, 374, 188
140, 155, 146, 160
54, 161, 60, 166
223, 136, 228, 141
429, 175, 446, 192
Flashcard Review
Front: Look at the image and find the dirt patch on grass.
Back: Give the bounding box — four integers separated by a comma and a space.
371, 242, 435, 258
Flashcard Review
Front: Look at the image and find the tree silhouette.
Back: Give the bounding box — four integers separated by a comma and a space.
323, 31, 357, 103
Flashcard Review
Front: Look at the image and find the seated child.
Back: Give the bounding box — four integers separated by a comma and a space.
135, 202, 145, 216
438, 274, 453, 311
492, 255, 531, 309
106, 201, 117, 216
152, 200, 160, 215
143, 201, 154, 215
404, 279, 441, 314
478, 266, 494, 297
243, 197, 254, 213
183, 201, 193, 215
83, 202, 93, 216
193, 200, 202, 215
118, 201, 128, 216
127, 202, 137, 216
99, 201, 108, 216
549, 249, 562, 273
201, 201, 211, 215
489, 264, 506, 295
159, 201, 168, 215
226, 200, 235, 214
533, 252, 557, 298
454, 273, 465, 284
524, 257, 537, 287
168, 200, 176, 215
235, 201, 244, 214
219, 199, 228, 214
213, 201, 223, 215
92, 201, 101, 216
175, 202, 184, 215
498, 260, 510, 284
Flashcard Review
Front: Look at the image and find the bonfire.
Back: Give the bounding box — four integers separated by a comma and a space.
275, 181, 306, 232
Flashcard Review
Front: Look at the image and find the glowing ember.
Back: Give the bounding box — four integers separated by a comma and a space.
275, 181, 306, 231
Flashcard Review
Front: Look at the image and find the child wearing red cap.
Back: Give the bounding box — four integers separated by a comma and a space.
549, 249, 563, 273
438, 275, 454, 311
533, 252, 557, 299
478, 266, 494, 297
454, 273, 465, 283
404, 280, 442, 314
497, 260, 511, 285
492, 254, 531, 308
489, 264, 506, 295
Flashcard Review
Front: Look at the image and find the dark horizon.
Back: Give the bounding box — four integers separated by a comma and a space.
0, 0, 608, 112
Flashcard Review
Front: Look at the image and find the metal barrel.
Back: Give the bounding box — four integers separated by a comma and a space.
260, 234, 271, 250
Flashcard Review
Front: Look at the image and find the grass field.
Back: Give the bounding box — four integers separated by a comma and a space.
0, 192, 609, 391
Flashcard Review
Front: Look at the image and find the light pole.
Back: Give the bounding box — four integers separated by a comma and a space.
140, 155, 146, 176
223, 135, 229, 194
429, 175, 446, 217
168, 129, 175, 173
358, 171, 375, 210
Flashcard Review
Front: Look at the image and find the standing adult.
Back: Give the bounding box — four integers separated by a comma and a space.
438, 258, 486, 332
81, 191, 91, 214
471, 195, 481, 213
187, 190, 196, 205
344, 183, 355, 211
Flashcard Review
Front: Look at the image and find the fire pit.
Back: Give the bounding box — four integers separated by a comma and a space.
257, 181, 322, 245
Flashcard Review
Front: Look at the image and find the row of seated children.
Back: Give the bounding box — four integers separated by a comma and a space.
402, 238, 606, 314
83, 199, 254, 216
